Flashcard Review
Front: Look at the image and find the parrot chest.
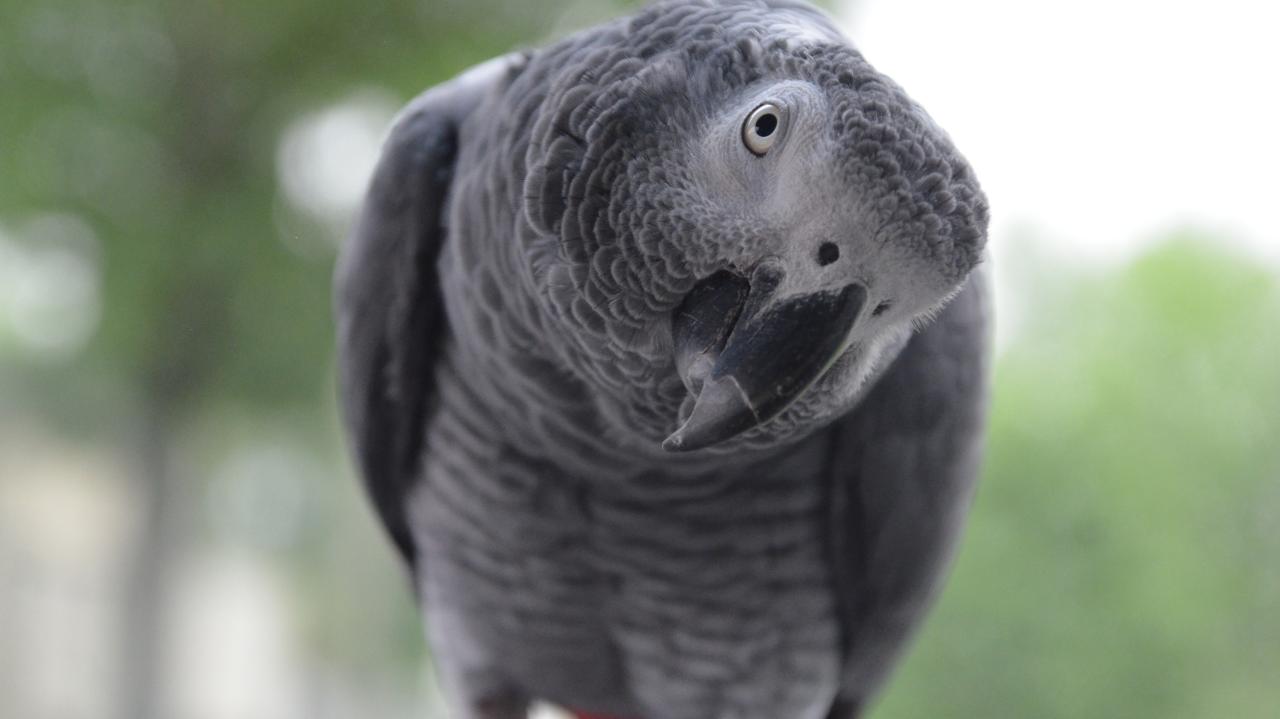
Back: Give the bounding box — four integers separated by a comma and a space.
409, 402, 842, 719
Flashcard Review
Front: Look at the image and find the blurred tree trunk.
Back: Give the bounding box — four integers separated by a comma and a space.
119, 395, 179, 719
115, 269, 227, 719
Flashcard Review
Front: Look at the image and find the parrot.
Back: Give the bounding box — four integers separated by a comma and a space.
334, 1, 991, 718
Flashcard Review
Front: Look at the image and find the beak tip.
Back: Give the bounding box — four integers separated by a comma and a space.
660, 377, 755, 453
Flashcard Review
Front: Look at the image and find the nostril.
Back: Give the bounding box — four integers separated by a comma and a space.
817, 242, 840, 266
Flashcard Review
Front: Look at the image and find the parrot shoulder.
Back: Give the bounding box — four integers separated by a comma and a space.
822, 266, 992, 716
334, 53, 523, 569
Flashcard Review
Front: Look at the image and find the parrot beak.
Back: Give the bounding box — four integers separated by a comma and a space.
664, 263, 867, 452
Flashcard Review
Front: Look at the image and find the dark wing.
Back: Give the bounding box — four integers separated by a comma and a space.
823, 270, 993, 718
334, 57, 515, 569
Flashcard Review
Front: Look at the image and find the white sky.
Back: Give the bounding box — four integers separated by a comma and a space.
838, 0, 1280, 268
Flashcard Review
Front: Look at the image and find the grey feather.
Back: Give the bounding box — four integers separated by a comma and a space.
821, 270, 991, 718
335, 2, 991, 717
335, 55, 523, 567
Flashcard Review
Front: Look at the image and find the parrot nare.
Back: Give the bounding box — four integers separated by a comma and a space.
335, 1, 991, 718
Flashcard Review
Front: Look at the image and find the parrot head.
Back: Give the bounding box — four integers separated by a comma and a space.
521, 0, 988, 455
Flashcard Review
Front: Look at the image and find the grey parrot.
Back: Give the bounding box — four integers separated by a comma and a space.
335, 1, 990, 718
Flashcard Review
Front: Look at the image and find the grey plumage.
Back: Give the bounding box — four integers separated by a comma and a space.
335, 1, 990, 718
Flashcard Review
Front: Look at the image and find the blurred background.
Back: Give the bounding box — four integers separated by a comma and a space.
1, 0, 1277, 717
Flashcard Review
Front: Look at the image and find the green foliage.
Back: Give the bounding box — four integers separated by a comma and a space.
877, 240, 1280, 718
0, 0, 649, 415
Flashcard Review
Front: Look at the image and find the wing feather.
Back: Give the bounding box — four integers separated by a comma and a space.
334, 56, 517, 568
824, 269, 992, 717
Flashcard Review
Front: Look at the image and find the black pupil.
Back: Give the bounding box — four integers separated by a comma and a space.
817, 242, 840, 266
754, 112, 778, 137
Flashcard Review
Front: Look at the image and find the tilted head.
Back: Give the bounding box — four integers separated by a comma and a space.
515, 0, 988, 455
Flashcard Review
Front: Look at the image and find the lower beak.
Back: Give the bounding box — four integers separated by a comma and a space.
664, 264, 867, 452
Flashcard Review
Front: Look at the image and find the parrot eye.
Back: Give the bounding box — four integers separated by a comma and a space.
743, 103, 784, 156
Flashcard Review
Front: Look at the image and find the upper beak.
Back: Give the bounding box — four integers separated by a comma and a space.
663, 263, 867, 452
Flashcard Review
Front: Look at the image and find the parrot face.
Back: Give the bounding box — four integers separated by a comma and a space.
520, 2, 988, 455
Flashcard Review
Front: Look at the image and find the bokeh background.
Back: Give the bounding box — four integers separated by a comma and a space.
1, 0, 1277, 718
